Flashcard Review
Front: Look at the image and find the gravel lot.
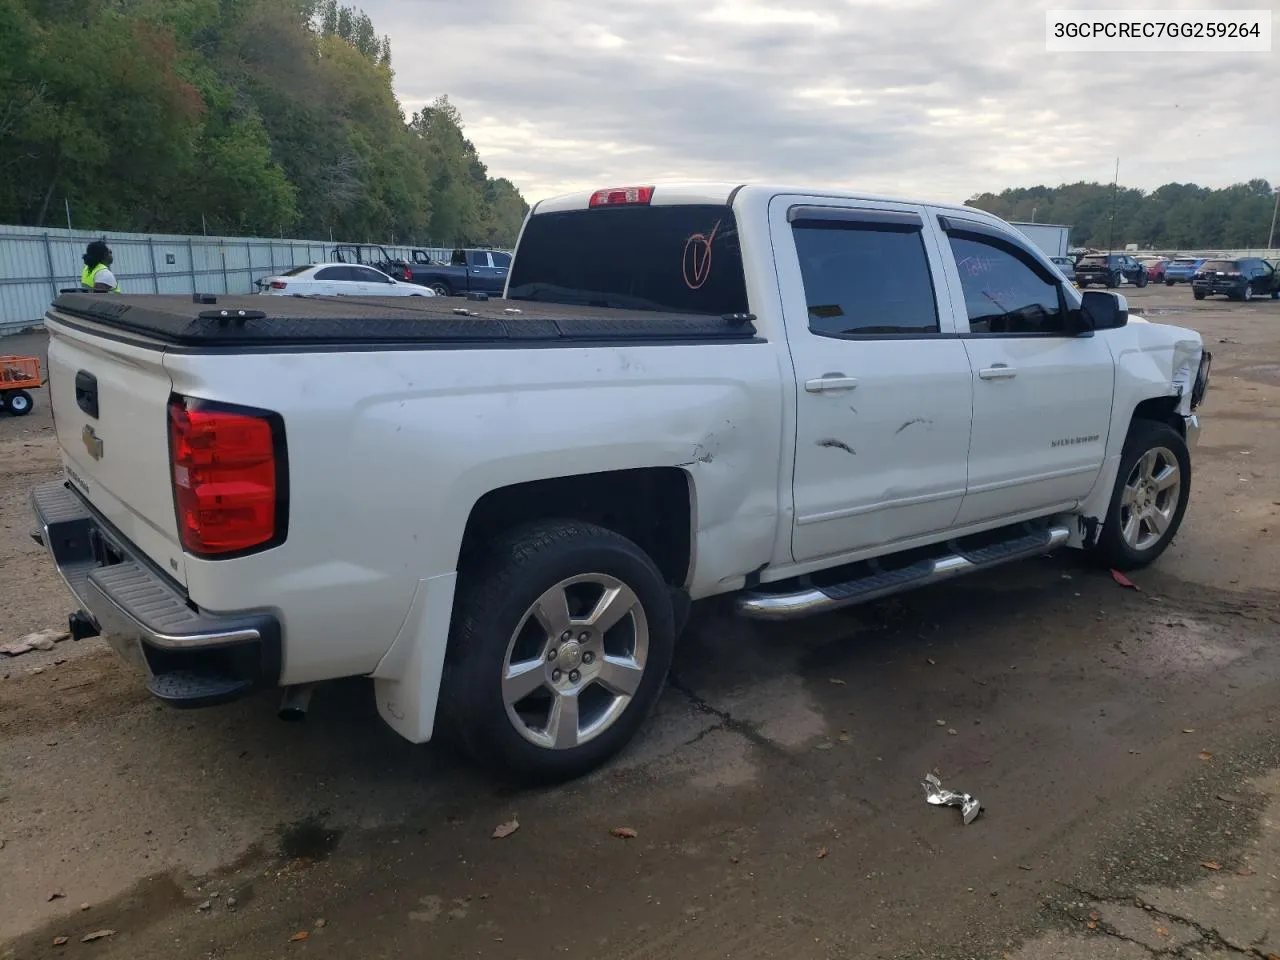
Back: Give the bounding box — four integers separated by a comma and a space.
1, 284, 1278, 959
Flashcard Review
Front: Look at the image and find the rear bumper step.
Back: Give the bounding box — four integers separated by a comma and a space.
736, 524, 1071, 621
30, 480, 280, 706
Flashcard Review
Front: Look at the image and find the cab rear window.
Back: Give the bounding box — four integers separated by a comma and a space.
1200, 260, 1238, 272
507, 205, 749, 315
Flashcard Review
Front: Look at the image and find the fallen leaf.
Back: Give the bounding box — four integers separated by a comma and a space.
828, 678, 846, 686
290, 930, 310, 942
935, 719, 947, 727
1200, 861, 1222, 871
48, 891, 65, 902
491, 820, 519, 839
1110, 569, 1140, 590
1216, 793, 1240, 804
837, 732, 850, 743
1017, 864, 1033, 871
53, 937, 69, 947
817, 847, 828, 859
610, 827, 637, 840
1086, 921, 1097, 930
1089, 911, 1101, 922
1236, 867, 1256, 877
1199, 751, 1214, 761
1156, 926, 1168, 936
81, 930, 116, 943
946, 728, 958, 736
315, 918, 327, 928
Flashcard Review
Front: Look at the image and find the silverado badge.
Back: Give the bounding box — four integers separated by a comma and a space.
82, 424, 104, 460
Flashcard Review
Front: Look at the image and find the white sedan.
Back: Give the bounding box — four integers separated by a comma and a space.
255, 263, 437, 297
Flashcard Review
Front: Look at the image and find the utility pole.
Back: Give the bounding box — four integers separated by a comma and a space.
1106, 158, 1120, 255
1269, 186, 1279, 251
64, 198, 72, 231
1031, 206, 1037, 224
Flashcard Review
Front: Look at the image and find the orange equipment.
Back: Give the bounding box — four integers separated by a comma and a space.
0, 355, 40, 416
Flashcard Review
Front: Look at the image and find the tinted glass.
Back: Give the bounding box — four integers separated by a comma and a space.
792, 222, 939, 336
314, 266, 352, 281
492, 251, 512, 268
1079, 255, 1109, 265
508, 205, 749, 315
281, 265, 312, 277
355, 267, 392, 283
1200, 260, 1239, 272
949, 235, 1068, 335
468, 251, 489, 267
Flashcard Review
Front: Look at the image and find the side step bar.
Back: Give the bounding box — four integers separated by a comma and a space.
735, 524, 1071, 621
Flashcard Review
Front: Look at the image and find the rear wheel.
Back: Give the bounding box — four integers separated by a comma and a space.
1193, 289, 1206, 300
1090, 420, 1190, 570
1135, 271, 1148, 288
1106, 272, 1120, 289
3, 390, 32, 416
1240, 284, 1253, 302
1165, 279, 1175, 286
429, 281, 452, 297
443, 520, 675, 784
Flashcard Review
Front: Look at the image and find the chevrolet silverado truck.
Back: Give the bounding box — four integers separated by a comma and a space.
408, 247, 512, 297
30, 183, 1211, 784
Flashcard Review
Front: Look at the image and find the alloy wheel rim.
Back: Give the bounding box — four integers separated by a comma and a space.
1120, 446, 1180, 551
501, 573, 649, 750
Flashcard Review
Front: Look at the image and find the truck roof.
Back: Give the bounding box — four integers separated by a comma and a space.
533, 181, 993, 219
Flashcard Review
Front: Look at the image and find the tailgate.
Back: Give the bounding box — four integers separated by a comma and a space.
46, 317, 187, 585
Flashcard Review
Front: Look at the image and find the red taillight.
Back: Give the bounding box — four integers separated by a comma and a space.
588, 186, 654, 207
270, 280, 287, 290
403, 266, 412, 281
168, 397, 285, 557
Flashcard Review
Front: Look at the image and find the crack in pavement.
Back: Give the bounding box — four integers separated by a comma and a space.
667, 672, 798, 760
1057, 885, 1260, 958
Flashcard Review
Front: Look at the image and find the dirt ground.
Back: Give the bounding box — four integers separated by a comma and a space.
1, 285, 1278, 960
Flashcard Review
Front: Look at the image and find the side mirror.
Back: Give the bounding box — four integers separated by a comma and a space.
1081, 290, 1128, 330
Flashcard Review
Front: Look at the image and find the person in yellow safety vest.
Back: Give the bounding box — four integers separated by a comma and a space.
80, 241, 120, 292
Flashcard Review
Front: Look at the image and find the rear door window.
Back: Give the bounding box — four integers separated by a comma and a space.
314, 266, 354, 281
508, 205, 749, 315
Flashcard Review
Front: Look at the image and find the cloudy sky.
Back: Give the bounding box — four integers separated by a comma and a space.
363, 0, 1276, 204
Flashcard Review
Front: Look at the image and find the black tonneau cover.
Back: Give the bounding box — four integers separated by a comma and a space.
49, 293, 759, 348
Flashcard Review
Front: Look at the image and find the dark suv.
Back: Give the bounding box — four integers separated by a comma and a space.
1191, 258, 1280, 302
1075, 254, 1148, 288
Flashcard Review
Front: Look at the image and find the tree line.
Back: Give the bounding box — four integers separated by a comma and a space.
966, 179, 1277, 250
0, 0, 528, 247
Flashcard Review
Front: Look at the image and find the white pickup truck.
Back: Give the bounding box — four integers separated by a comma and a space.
31, 183, 1211, 783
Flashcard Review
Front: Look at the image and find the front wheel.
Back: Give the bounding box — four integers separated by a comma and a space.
1240, 284, 1253, 302
443, 520, 675, 784
3, 390, 32, 416
1106, 272, 1120, 289
1090, 420, 1190, 571
1193, 289, 1206, 300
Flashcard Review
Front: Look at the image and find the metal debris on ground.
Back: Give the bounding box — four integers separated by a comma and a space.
922, 773, 982, 825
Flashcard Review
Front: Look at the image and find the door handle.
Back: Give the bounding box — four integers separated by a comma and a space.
805, 375, 859, 393
978, 364, 1017, 380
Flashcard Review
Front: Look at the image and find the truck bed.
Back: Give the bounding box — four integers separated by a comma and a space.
49, 293, 760, 349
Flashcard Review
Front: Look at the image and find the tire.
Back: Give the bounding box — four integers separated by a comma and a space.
443, 520, 675, 785
4, 390, 32, 416
1241, 284, 1253, 302
1193, 289, 1206, 300
1165, 279, 1175, 286
429, 281, 452, 297
1136, 271, 1148, 288
1106, 272, 1119, 289
1090, 420, 1190, 571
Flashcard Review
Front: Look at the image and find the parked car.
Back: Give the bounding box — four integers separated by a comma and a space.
1163, 257, 1205, 285
255, 263, 437, 297
1051, 256, 1076, 282
408, 248, 512, 297
1138, 256, 1168, 282
1191, 258, 1280, 301
32, 182, 1211, 784
1075, 254, 1148, 288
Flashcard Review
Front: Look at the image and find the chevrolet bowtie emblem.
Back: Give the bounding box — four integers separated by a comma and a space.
82, 424, 104, 460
